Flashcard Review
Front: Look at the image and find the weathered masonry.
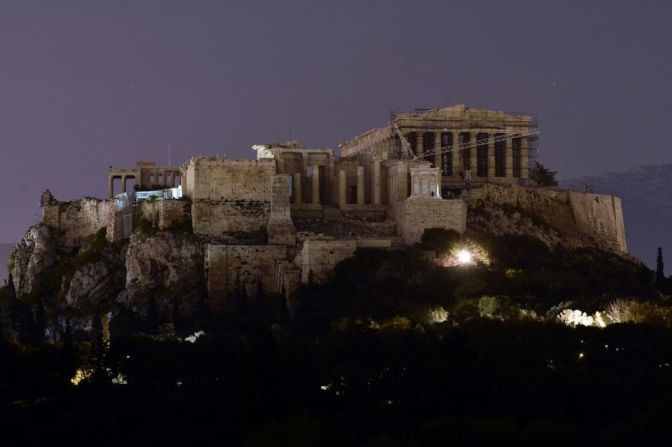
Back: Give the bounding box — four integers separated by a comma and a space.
338, 105, 537, 194
33, 104, 626, 309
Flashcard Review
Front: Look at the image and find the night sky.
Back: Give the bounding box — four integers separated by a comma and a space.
1, 0, 671, 244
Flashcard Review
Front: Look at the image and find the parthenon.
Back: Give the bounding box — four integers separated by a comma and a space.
339, 105, 536, 193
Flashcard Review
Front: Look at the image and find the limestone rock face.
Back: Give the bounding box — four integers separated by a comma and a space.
465, 184, 628, 254
65, 257, 125, 310
9, 224, 59, 297
120, 232, 205, 316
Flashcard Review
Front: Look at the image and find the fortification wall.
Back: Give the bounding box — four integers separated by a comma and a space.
206, 244, 288, 310
42, 198, 117, 243
192, 200, 270, 236
466, 184, 627, 253
139, 200, 190, 230
568, 191, 627, 253
299, 239, 358, 283
395, 198, 467, 244
183, 158, 275, 201
268, 174, 296, 245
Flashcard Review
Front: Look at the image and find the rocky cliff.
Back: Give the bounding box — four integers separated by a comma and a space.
561, 163, 672, 268
3, 182, 632, 331
464, 183, 628, 254
6, 223, 206, 323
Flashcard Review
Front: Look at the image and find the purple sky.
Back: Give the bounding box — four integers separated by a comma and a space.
1, 0, 671, 244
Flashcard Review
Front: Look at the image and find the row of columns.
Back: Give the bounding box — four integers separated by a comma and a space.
292, 160, 383, 208
293, 165, 321, 207
108, 175, 136, 199
406, 129, 529, 181
108, 168, 181, 199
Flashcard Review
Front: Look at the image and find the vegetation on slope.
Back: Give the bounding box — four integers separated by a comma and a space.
1, 229, 672, 445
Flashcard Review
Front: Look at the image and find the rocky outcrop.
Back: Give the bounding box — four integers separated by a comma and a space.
562, 163, 672, 267
120, 232, 205, 316
465, 184, 628, 254
8, 224, 59, 297
467, 200, 565, 248
64, 246, 126, 311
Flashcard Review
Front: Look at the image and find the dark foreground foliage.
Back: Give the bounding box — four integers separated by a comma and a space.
3, 318, 672, 446
1, 231, 671, 446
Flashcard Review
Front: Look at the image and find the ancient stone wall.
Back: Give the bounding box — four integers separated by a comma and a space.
268, 174, 296, 245
466, 184, 628, 253
139, 200, 189, 231
42, 198, 117, 243
206, 244, 288, 311
395, 197, 467, 244
183, 157, 275, 201
299, 239, 358, 283
191, 200, 270, 236
568, 191, 627, 253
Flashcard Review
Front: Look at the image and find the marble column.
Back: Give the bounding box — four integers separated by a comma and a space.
505, 131, 514, 178
301, 154, 308, 203
357, 166, 365, 205
328, 158, 335, 203
338, 170, 346, 208
452, 131, 461, 180
520, 135, 529, 179
108, 176, 114, 199
487, 131, 495, 179
312, 165, 320, 206
122, 175, 127, 194
373, 159, 381, 205
434, 132, 442, 171
293, 173, 302, 205
469, 131, 478, 174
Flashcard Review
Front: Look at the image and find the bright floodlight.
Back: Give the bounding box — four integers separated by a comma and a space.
457, 249, 473, 265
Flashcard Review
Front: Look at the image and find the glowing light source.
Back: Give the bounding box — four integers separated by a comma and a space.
70, 368, 92, 386
457, 249, 473, 265
184, 330, 206, 343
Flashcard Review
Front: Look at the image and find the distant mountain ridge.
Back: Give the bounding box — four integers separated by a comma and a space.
1, 243, 13, 285
561, 163, 672, 268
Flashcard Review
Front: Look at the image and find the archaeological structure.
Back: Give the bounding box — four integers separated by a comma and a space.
37, 105, 628, 311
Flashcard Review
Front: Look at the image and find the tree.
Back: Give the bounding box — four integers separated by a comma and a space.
32, 297, 46, 344
529, 161, 558, 187
146, 295, 159, 333
60, 319, 75, 377
90, 312, 106, 376
656, 247, 665, 289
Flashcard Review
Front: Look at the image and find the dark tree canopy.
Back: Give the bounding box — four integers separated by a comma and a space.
656, 247, 665, 289
529, 161, 559, 186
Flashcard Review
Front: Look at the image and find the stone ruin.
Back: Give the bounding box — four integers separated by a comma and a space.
38, 105, 627, 308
